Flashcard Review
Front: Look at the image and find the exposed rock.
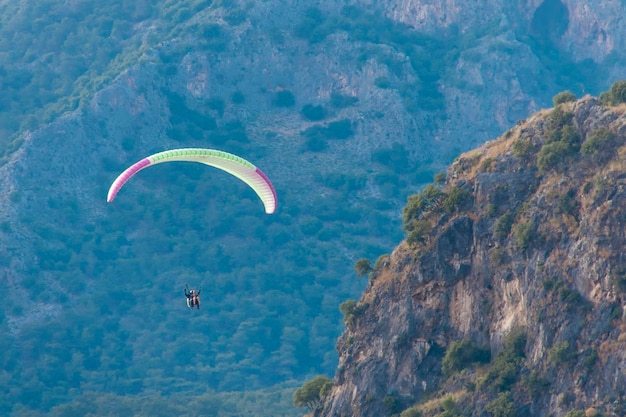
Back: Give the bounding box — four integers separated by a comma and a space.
317, 96, 626, 416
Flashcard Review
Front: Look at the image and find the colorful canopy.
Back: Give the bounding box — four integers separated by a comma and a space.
107, 148, 277, 214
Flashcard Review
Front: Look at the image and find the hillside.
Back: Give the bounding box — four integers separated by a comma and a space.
316, 92, 626, 417
1, 0, 626, 416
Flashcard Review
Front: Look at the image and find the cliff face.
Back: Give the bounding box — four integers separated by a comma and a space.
317, 96, 626, 417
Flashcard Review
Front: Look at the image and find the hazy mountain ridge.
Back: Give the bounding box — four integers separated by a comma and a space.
317, 95, 626, 417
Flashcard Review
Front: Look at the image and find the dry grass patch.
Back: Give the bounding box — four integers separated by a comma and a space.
415, 389, 468, 415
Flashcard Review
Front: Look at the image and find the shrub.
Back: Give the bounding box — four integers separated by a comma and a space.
609, 80, 626, 104
548, 340, 575, 365
512, 219, 535, 251
372, 143, 411, 173
442, 339, 491, 375
434, 171, 446, 186
480, 157, 496, 172
400, 406, 422, 417
272, 90, 295, 107
293, 375, 333, 412
383, 395, 402, 415
422, 184, 443, 204
512, 138, 534, 159
231, 91, 245, 104
537, 141, 574, 173
326, 119, 353, 139
301, 104, 326, 121
563, 410, 586, 417
294, 6, 335, 43
494, 212, 513, 240
490, 247, 507, 265
581, 127, 616, 156
330, 92, 358, 108
443, 186, 472, 213
406, 219, 431, 245
480, 328, 526, 391
520, 371, 550, 399
440, 396, 461, 416
599, 80, 626, 105
547, 107, 574, 132
375, 76, 391, 89
354, 258, 372, 278
485, 392, 516, 417
552, 90, 576, 106
339, 300, 368, 325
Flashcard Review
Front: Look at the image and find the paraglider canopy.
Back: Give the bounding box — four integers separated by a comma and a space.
107, 148, 277, 214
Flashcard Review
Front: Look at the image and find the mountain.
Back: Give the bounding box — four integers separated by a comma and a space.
316, 92, 626, 417
1, 0, 626, 415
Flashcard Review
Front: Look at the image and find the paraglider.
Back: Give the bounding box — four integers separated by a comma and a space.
184, 285, 201, 309
107, 148, 277, 214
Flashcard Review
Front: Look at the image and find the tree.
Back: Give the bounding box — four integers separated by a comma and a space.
552, 90, 576, 106
434, 171, 446, 186
609, 80, 626, 104
407, 219, 432, 246
293, 375, 333, 412
422, 183, 443, 205
354, 258, 372, 277
301, 104, 325, 120
485, 392, 516, 417
599, 80, 626, 105
443, 186, 472, 213
403, 193, 427, 230
273, 90, 295, 107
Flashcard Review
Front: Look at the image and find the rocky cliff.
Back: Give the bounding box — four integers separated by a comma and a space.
317, 95, 626, 417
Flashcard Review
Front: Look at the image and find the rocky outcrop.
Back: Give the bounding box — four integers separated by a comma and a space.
317, 96, 626, 416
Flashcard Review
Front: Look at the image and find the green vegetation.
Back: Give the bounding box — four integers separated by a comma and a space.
494, 212, 513, 240
7, 386, 300, 417
330, 92, 359, 108
548, 340, 575, 365
442, 186, 472, 213
552, 90, 577, 106
372, 143, 411, 174
485, 392, 516, 417
563, 410, 586, 417
512, 138, 534, 160
339, 299, 368, 326
537, 107, 581, 173
480, 328, 526, 392
599, 80, 626, 105
520, 371, 550, 399
293, 375, 333, 412
301, 104, 326, 121
272, 90, 296, 107
580, 127, 616, 155
442, 339, 491, 375
301, 119, 354, 151
400, 406, 423, 417
354, 258, 373, 277
512, 219, 535, 251
436, 396, 461, 417
384, 395, 403, 415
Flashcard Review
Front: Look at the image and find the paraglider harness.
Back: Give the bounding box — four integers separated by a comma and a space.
185, 284, 201, 309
